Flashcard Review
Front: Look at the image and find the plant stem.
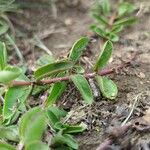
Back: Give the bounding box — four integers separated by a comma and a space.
12, 61, 131, 87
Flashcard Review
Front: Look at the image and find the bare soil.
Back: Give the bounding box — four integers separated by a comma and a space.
12, 0, 150, 149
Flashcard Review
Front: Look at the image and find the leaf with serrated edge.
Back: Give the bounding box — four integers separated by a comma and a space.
34, 60, 73, 80
96, 76, 118, 100
71, 74, 93, 104
94, 40, 113, 71
69, 37, 89, 62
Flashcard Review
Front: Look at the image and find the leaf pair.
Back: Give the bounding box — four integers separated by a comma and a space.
47, 106, 86, 134
91, 25, 119, 42
34, 37, 89, 80
38, 37, 89, 107
47, 107, 85, 149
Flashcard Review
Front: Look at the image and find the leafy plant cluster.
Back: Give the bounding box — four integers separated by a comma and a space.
0, 36, 117, 149
91, 0, 137, 42
0, 0, 137, 149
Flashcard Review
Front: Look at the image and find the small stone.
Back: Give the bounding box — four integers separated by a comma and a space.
139, 72, 146, 78
65, 18, 73, 26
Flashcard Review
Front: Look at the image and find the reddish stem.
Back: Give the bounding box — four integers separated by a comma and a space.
12, 61, 130, 87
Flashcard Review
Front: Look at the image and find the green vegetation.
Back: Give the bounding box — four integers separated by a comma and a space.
0, 0, 137, 149
91, 0, 137, 42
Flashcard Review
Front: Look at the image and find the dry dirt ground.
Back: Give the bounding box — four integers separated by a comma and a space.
12, 0, 150, 149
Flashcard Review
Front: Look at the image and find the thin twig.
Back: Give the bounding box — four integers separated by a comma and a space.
12, 60, 132, 87
121, 93, 142, 126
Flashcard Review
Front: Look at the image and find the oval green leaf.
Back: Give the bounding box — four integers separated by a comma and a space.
46, 82, 67, 107
69, 37, 89, 62
3, 74, 32, 120
95, 76, 118, 100
0, 66, 22, 84
34, 60, 73, 80
94, 40, 113, 71
71, 74, 93, 104
90, 25, 106, 38
19, 107, 47, 144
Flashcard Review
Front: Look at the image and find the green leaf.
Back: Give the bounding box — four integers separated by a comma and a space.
25, 141, 49, 150
96, 76, 118, 100
92, 14, 109, 26
0, 125, 19, 142
0, 66, 22, 84
71, 74, 93, 104
73, 65, 85, 74
114, 17, 137, 27
0, 20, 9, 36
111, 25, 123, 33
46, 82, 67, 107
63, 123, 87, 134
107, 33, 119, 42
45, 72, 67, 107
47, 107, 67, 128
54, 122, 87, 134
69, 37, 89, 62
90, 25, 106, 38
101, 0, 110, 14
51, 133, 78, 149
34, 60, 73, 80
0, 41, 7, 70
3, 75, 32, 120
118, 2, 136, 17
19, 107, 47, 144
94, 40, 113, 71
36, 54, 55, 67
0, 142, 15, 150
